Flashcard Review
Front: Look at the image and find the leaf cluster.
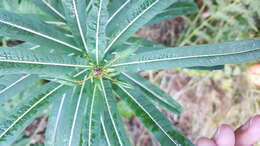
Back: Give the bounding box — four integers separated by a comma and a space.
0, 0, 259, 146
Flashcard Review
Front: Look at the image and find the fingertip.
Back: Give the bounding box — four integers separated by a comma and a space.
196, 137, 216, 146
249, 115, 260, 132
235, 115, 260, 146
213, 124, 235, 146
252, 115, 260, 125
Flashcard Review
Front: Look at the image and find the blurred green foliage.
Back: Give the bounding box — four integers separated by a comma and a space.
176, 0, 260, 46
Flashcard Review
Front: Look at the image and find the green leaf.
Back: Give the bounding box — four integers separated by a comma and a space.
45, 91, 73, 146
50, 0, 66, 15
9, 42, 73, 55
0, 10, 82, 54
0, 74, 40, 103
45, 83, 88, 146
106, 0, 131, 25
104, 0, 178, 55
119, 72, 182, 114
114, 84, 193, 146
123, 38, 224, 70
105, 42, 139, 66
128, 37, 165, 50
117, 100, 135, 118
106, 0, 143, 36
0, 82, 66, 146
81, 83, 106, 146
61, 0, 89, 51
86, 0, 109, 64
32, 0, 66, 22
113, 38, 260, 72
187, 65, 224, 70
11, 137, 31, 146
145, 1, 198, 26
0, 46, 88, 75
1, 0, 42, 14
100, 79, 131, 146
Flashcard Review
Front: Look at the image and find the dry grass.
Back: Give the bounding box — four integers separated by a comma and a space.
144, 66, 260, 143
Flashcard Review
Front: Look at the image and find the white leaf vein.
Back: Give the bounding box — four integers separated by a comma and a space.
0, 74, 31, 95
118, 85, 178, 145
72, 0, 88, 51
42, 0, 66, 20
100, 79, 123, 146
112, 48, 260, 67
88, 85, 97, 146
104, 0, 160, 54
0, 58, 89, 68
122, 72, 176, 109
101, 115, 111, 146
96, 0, 103, 64
0, 19, 82, 52
0, 84, 64, 139
106, 0, 130, 25
68, 84, 85, 146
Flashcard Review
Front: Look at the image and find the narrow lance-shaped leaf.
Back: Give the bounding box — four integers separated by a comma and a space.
32, 0, 66, 22
100, 115, 112, 146
145, 1, 198, 26
106, 0, 131, 25
100, 79, 131, 146
62, 0, 89, 51
0, 47, 89, 75
81, 83, 107, 146
45, 82, 88, 146
104, 0, 178, 55
113, 38, 260, 72
119, 72, 182, 114
67, 82, 89, 146
83, 115, 109, 146
45, 92, 71, 146
86, 0, 109, 64
10, 42, 74, 55
105, 0, 143, 35
1, 0, 42, 14
0, 74, 40, 103
50, 0, 66, 15
0, 82, 67, 146
0, 10, 82, 53
128, 37, 224, 70
187, 65, 224, 70
114, 84, 194, 146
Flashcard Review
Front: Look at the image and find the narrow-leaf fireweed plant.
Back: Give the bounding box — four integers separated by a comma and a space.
0, 0, 259, 145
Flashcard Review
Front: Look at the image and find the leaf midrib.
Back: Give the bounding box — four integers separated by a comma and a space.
101, 115, 111, 146
68, 85, 84, 146
72, 0, 88, 51
42, 0, 66, 20
104, 0, 160, 54
0, 74, 31, 95
88, 85, 97, 146
113, 48, 260, 67
0, 84, 64, 139
51, 93, 67, 145
117, 85, 178, 145
106, 0, 130, 25
100, 79, 123, 146
0, 19, 82, 52
121, 72, 180, 111
0, 58, 89, 68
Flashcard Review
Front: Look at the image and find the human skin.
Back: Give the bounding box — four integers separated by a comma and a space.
196, 115, 260, 146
